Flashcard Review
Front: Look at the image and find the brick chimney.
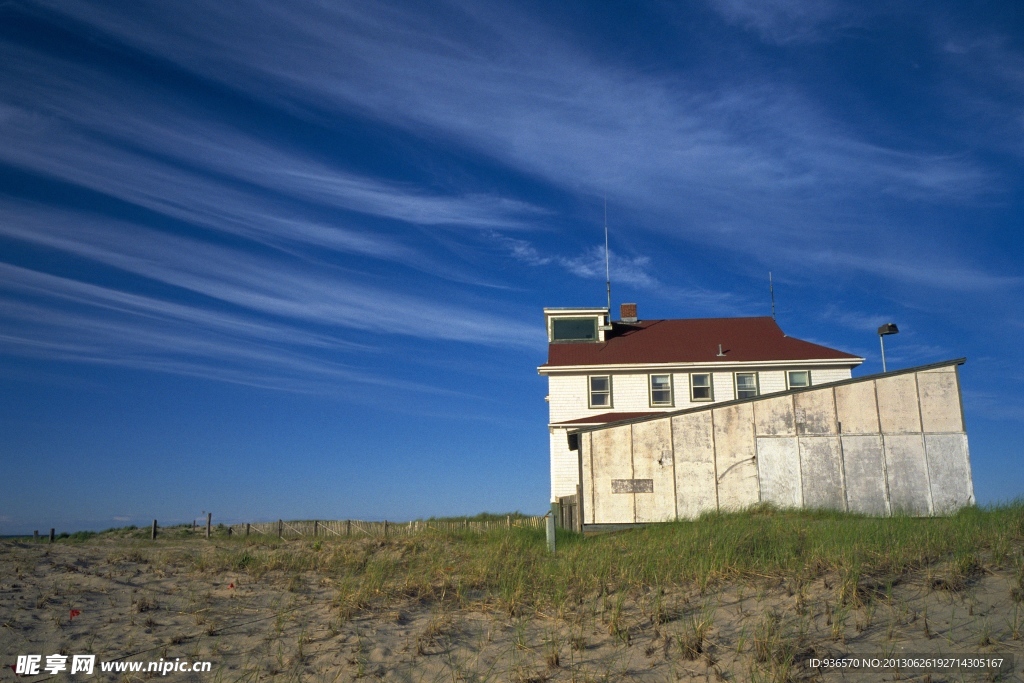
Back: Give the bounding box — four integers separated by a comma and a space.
620, 303, 637, 323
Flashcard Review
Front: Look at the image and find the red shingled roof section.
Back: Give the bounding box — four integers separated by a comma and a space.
555, 412, 663, 425
543, 317, 860, 367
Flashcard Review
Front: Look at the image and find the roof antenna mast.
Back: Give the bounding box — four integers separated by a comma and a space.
604, 197, 611, 314
769, 271, 776, 320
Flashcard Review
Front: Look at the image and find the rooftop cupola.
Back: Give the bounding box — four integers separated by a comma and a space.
543, 307, 610, 343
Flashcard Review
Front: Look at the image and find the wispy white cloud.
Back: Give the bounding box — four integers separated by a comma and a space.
819, 304, 894, 332
0, 43, 547, 232
0, 274, 462, 396
0, 202, 540, 350
29, 0, 1005, 291
933, 30, 1024, 159
705, 0, 863, 44
796, 249, 1021, 292
493, 234, 749, 314
559, 246, 657, 290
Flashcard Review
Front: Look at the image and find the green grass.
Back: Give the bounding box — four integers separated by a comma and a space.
52, 504, 1024, 615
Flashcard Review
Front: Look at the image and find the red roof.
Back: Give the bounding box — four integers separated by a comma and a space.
542, 317, 859, 368
554, 412, 663, 425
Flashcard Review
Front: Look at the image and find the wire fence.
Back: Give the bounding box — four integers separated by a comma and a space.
220, 516, 546, 539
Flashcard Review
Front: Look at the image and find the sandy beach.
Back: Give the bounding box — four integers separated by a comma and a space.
1, 530, 1022, 682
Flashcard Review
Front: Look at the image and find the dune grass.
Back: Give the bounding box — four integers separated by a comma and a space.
76, 503, 1024, 617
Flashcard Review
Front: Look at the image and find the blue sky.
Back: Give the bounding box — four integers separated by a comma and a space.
1, 1, 1022, 534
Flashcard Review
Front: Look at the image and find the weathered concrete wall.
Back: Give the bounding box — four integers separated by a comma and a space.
576, 360, 972, 524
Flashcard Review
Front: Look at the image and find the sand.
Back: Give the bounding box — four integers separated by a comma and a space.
1, 538, 1021, 681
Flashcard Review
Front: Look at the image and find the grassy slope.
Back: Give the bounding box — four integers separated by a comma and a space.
56, 504, 1024, 616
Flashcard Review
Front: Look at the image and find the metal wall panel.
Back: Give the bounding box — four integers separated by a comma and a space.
917, 369, 963, 433
631, 420, 676, 522
925, 433, 974, 514
756, 437, 801, 507
877, 374, 923, 434
591, 426, 635, 523
794, 389, 838, 435
841, 435, 888, 515
672, 412, 717, 519
754, 395, 796, 436
713, 403, 760, 510
835, 381, 880, 435
799, 436, 845, 511
884, 434, 931, 515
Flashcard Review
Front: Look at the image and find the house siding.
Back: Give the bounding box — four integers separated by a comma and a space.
547, 365, 855, 501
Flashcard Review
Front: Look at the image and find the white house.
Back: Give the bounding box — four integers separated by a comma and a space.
538, 303, 864, 504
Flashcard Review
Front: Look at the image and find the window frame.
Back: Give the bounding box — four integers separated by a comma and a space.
689, 372, 714, 402
549, 316, 599, 343
786, 370, 811, 390
734, 371, 760, 400
588, 374, 613, 409
649, 373, 674, 407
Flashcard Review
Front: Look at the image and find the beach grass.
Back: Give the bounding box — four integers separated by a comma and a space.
56, 503, 1024, 615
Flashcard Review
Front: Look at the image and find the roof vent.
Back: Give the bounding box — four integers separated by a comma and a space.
620, 303, 638, 323
717, 343, 726, 357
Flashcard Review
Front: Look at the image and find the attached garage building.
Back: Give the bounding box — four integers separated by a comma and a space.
567, 358, 974, 527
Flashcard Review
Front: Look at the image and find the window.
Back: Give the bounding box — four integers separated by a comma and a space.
690, 373, 713, 401
735, 372, 759, 399
551, 317, 598, 342
589, 375, 612, 408
649, 374, 673, 406
787, 370, 811, 389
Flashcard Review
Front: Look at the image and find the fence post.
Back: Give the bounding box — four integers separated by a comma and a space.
206, 513, 212, 539
384, 520, 388, 538
314, 520, 319, 537
34, 530, 39, 542
49, 528, 55, 543
278, 519, 283, 538
193, 519, 196, 532
346, 520, 351, 537
245, 523, 250, 538
151, 520, 157, 540
506, 515, 511, 529
545, 514, 555, 554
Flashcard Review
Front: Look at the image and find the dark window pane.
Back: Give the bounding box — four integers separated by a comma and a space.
552, 317, 598, 341
590, 376, 609, 391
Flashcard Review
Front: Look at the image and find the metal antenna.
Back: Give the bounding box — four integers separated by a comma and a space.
769, 271, 776, 320
604, 197, 611, 313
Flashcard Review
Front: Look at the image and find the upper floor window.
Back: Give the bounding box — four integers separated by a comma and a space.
788, 370, 810, 389
649, 374, 673, 406
735, 372, 759, 399
551, 317, 598, 342
690, 373, 713, 401
589, 375, 612, 408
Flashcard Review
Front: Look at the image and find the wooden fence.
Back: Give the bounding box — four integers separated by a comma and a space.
224, 516, 546, 539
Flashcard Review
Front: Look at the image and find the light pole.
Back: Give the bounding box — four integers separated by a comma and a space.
877, 323, 899, 372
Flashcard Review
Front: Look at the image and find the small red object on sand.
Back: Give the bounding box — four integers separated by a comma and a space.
69, 609, 81, 620
228, 583, 235, 589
